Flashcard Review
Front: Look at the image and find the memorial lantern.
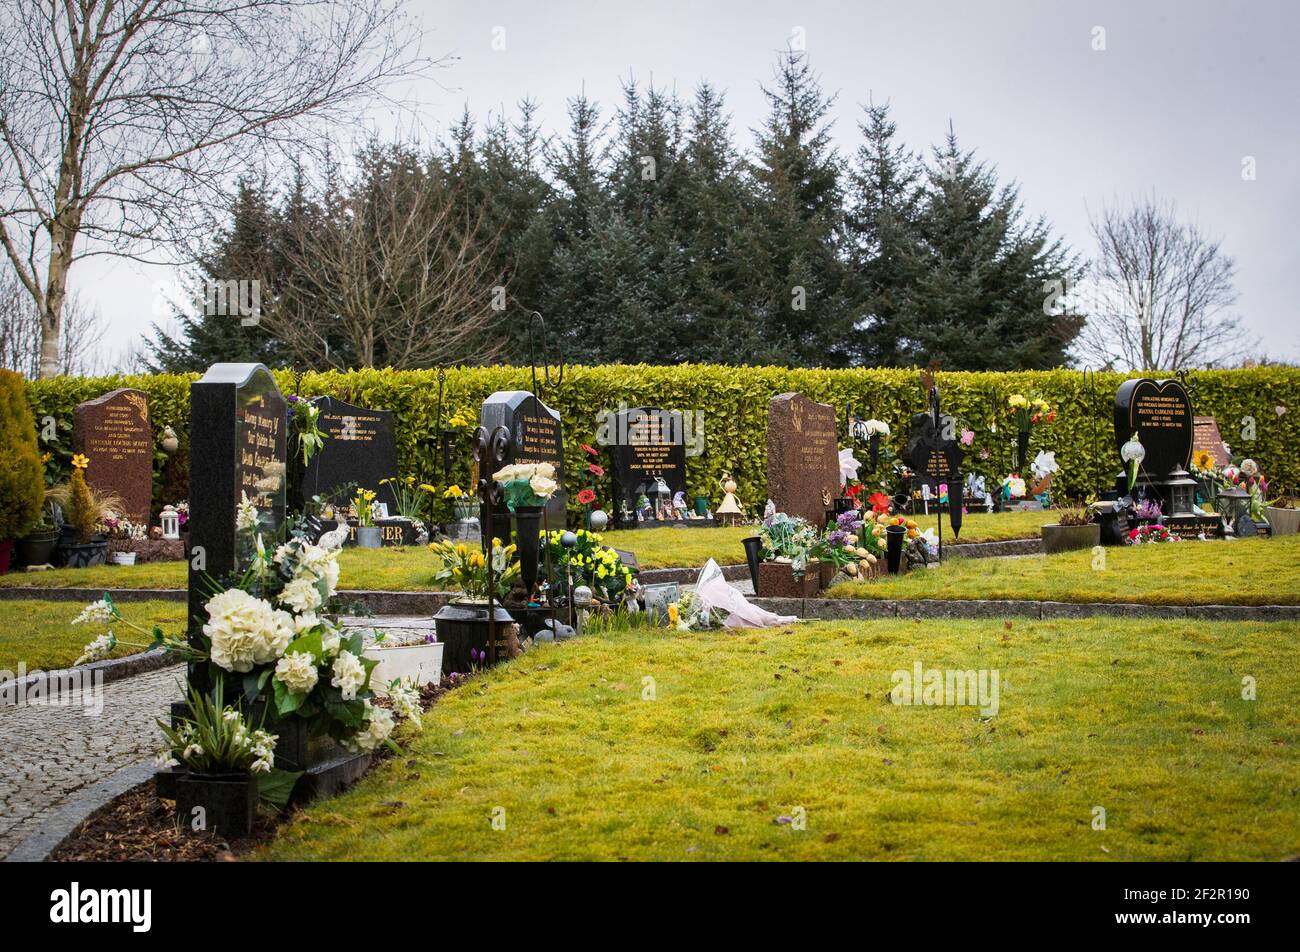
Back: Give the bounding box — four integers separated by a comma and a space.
159, 505, 181, 540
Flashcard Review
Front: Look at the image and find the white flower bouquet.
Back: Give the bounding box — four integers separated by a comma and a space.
492, 462, 559, 511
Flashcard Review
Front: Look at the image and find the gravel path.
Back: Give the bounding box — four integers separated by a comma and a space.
0, 666, 182, 859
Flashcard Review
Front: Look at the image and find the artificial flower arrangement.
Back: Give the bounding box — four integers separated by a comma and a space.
429, 537, 521, 601
577, 443, 606, 512
157, 680, 278, 776
1007, 393, 1055, 431
759, 512, 820, 574
1132, 498, 1164, 522
542, 528, 635, 603
1126, 523, 1178, 545
75, 501, 422, 776
1001, 474, 1027, 500
101, 510, 148, 540
492, 462, 558, 510
1221, 458, 1270, 522
817, 508, 881, 579
287, 395, 326, 466
47, 453, 123, 544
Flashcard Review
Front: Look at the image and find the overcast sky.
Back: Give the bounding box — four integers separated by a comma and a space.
75, 0, 1300, 366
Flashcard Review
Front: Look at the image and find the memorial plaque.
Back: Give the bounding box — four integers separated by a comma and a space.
480, 390, 567, 527
902, 409, 964, 493
188, 364, 287, 643
1114, 378, 1193, 477
1192, 416, 1231, 468
301, 396, 400, 510
73, 388, 153, 522
607, 406, 687, 526
767, 392, 840, 527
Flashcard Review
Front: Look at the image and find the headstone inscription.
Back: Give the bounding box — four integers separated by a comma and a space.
480, 390, 567, 528
1113, 378, 1194, 478
767, 392, 840, 528
73, 388, 153, 522
608, 406, 690, 527
1192, 416, 1231, 468
187, 364, 287, 645
301, 396, 400, 511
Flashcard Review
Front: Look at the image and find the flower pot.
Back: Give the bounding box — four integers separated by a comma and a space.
512, 505, 544, 596
1264, 506, 1300, 537
885, 524, 907, 574
16, 529, 59, 568
364, 640, 444, 690
355, 525, 382, 549
0, 539, 11, 575
694, 495, 709, 516
433, 600, 518, 674
112, 551, 138, 566
55, 537, 109, 568
741, 536, 764, 588
1040, 523, 1100, 555
755, 561, 821, 598
819, 560, 836, 588
172, 770, 256, 838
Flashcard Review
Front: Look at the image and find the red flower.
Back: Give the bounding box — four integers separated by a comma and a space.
1030, 413, 1041, 425
846, 482, 864, 498
587, 462, 605, 477
869, 491, 891, 514
576, 488, 597, 505
580, 443, 599, 456
1046, 410, 1057, 423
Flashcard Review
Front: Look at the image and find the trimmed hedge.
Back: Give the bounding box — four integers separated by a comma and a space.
24, 365, 1300, 520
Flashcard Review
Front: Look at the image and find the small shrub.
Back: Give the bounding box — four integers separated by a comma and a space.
0, 369, 44, 540
1053, 508, 1092, 527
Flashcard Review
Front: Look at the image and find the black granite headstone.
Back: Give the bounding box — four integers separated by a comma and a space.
301, 396, 400, 511
608, 406, 687, 527
187, 364, 287, 644
480, 390, 567, 527
902, 410, 964, 495
1114, 378, 1194, 478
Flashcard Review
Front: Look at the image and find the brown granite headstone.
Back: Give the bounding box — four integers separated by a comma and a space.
73, 388, 153, 522
767, 392, 840, 527
1193, 416, 1231, 468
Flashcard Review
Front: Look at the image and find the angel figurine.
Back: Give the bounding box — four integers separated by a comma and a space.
716, 472, 745, 525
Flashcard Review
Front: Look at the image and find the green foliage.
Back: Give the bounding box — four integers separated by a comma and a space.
0, 368, 45, 539
25, 365, 1300, 523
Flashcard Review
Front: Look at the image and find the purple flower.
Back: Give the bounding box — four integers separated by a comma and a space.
424, 633, 437, 644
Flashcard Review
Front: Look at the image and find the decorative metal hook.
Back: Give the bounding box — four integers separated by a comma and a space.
528, 311, 564, 399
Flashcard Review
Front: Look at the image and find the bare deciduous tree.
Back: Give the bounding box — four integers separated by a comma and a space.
0, 0, 428, 378
1074, 196, 1246, 370
267, 157, 507, 369
1, 271, 108, 376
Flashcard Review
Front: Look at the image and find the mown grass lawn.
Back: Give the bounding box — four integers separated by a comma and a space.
831, 535, 1300, 605
0, 599, 187, 672
258, 617, 1300, 862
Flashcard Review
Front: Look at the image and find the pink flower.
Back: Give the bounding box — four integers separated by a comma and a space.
960, 429, 974, 446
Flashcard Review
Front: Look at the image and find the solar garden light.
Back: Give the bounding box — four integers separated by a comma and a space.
560, 530, 577, 626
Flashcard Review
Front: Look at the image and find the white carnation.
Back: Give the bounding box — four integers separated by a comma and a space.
275, 651, 319, 694
343, 700, 394, 752
331, 650, 366, 700
280, 576, 323, 613
203, 588, 294, 673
